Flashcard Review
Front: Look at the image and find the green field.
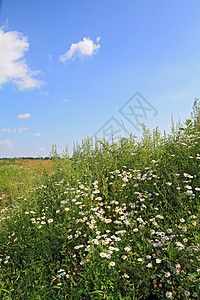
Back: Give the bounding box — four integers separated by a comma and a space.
0, 100, 200, 299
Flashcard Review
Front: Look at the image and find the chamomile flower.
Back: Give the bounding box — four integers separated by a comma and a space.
184, 290, 190, 297
166, 291, 172, 298
124, 247, 131, 252
121, 255, 127, 260
175, 263, 181, 270
174, 269, 180, 275
100, 252, 107, 258
192, 292, 198, 297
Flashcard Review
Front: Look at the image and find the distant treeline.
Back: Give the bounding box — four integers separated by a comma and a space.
0, 157, 72, 160
0, 157, 53, 160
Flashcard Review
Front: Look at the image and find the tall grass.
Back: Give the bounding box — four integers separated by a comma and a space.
0, 99, 200, 299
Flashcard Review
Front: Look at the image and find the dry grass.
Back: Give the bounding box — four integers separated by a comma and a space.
0, 159, 54, 206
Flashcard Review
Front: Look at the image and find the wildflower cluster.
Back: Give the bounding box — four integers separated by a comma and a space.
1, 100, 200, 299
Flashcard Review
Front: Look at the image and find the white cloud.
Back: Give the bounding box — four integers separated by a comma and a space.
0, 127, 28, 134
0, 139, 13, 149
63, 99, 69, 103
35, 132, 41, 136
1, 128, 11, 134
59, 37, 100, 62
18, 113, 31, 119
38, 147, 45, 151
18, 127, 28, 133
168, 92, 193, 102
41, 91, 48, 96
0, 27, 43, 90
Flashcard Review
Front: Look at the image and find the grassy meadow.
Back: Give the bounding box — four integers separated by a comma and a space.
0, 100, 200, 299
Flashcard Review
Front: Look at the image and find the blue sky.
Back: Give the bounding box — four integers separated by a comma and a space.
0, 0, 200, 157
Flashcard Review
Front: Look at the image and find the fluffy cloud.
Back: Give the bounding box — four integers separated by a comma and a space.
1, 128, 11, 134
18, 127, 28, 133
35, 132, 41, 136
0, 127, 27, 134
38, 147, 45, 151
59, 37, 100, 62
0, 139, 13, 149
18, 113, 31, 119
0, 27, 43, 90
168, 92, 193, 102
